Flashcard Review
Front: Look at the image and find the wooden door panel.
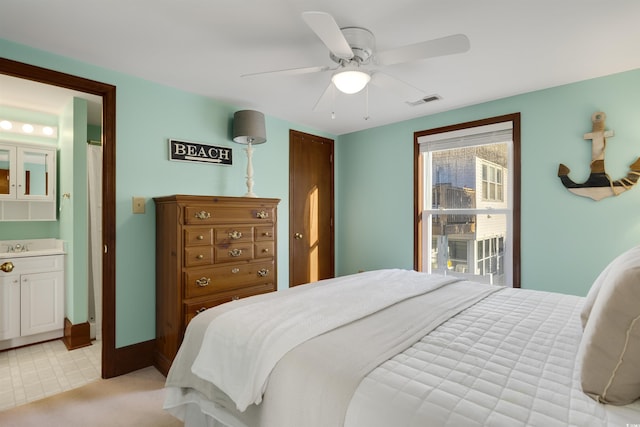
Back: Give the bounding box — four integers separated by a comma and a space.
0, 169, 9, 195
289, 130, 335, 287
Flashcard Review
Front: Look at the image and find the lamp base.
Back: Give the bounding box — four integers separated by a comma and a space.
243, 144, 258, 198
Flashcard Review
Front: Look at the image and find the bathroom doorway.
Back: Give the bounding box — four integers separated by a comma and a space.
0, 58, 118, 378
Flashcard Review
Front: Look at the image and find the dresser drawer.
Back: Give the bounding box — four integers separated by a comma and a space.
214, 242, 254, 263
184, 205, 275, 225
184, 227, 213, 246
254, 241, 274, 259
184, 282, 276, 325
254, 226, 275, 241
184, 260, 275, 299
184, 247, 213, 267
214, 226, 254, 244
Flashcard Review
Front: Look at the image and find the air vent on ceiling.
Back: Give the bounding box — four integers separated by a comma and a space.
406, 94, 442, 107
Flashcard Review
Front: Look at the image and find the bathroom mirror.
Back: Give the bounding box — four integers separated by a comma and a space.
21, 149, 50, 197
0, 142, 56, 220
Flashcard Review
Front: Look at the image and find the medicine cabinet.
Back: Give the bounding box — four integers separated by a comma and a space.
0, 141, 57, 221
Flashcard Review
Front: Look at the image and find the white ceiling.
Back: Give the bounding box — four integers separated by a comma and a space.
1, 0, 639, 135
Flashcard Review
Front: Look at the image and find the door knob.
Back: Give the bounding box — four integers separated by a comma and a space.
0, 261, 14, 273
294, 232, 303, 239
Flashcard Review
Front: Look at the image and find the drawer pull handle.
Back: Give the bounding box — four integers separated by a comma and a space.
231, 268, 240, 274
262, 232, 271, 237
196, 254, 204, 260
197, 235, 205, 240
229, 248, 243, 257
196, 277, 211, 287
0, 261, 14, 273
229, 230, 243, 240
262, 248, 270, 253
256, 210, 268, 219
257, 268, 269, 277
195, 210, 211, 220
196, 307, 207, 315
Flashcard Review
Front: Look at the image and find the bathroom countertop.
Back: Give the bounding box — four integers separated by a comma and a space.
0, 238, 66, 259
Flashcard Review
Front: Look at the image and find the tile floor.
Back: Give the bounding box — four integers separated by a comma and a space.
0, 339, 101, 411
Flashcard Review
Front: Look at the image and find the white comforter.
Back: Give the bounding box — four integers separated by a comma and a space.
190, 269, 465, 411
345, 287, 640, 426
164, 270, 640, 426
165, 270, 498, 426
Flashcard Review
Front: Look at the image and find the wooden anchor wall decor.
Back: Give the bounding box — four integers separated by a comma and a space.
558, 111, 640, 201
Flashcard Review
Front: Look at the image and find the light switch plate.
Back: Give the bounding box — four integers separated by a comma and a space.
132, 197, 145, 214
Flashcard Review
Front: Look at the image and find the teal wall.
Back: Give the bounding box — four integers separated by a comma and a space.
336, 68, 640, 297
2, 36, 639, 350
87, 124, 101, 143
1, 38, 333, 348
58, 97, 90, 325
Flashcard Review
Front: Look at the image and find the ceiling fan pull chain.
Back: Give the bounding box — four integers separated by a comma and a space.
331, 84, 336, 119
364, 85, 370, 121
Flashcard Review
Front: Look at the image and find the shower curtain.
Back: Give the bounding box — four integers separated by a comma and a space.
87, 143, 102, 340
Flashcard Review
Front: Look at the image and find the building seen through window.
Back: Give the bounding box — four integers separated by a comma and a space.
429, 144, 508, 284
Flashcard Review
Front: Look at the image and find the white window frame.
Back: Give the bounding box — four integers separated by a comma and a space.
415, 116, 520, 287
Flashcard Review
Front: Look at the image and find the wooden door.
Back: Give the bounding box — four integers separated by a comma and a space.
289, 130, 334, 287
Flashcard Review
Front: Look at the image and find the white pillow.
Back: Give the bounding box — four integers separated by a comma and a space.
581, 246, 640, 329
578, 245, 640, 404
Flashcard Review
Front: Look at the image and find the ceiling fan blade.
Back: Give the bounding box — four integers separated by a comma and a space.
375, 34, 470, 66
302, 11, 354, 60
241, 65, 331, 78
370, 71, 425, 102
313, 82, 337, 112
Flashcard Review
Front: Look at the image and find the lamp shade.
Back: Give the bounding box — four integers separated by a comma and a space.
233, 110, 267, 145
331, 70, 371, 94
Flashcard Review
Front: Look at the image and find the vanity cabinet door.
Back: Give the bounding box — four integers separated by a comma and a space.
0, 274, 20, 340
0, 145, 17, 200
20, 270, 64, 336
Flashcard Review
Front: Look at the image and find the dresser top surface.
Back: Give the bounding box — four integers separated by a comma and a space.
153, 195, 280, 205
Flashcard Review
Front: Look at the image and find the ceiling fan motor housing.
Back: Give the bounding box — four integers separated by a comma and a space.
330, 27, 375, 65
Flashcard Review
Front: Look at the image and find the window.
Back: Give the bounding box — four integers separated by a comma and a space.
482, 161, 504, 202
477, 236, 504, 278
414, 114, 521, 287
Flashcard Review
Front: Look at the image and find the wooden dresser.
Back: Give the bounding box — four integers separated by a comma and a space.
153, 195, 279, 375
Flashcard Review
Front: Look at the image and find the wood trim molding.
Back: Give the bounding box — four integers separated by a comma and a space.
63, 318, 91, 350
113, 339, 156, 376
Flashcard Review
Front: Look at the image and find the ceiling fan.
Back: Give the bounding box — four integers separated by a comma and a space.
242, 11, 471, 113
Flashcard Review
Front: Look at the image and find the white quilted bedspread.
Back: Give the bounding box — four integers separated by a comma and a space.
344, 288, 640, 427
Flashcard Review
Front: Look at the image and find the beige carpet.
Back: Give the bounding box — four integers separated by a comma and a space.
0, 366, 182, 427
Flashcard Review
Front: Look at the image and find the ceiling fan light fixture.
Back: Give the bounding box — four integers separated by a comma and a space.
331, 69, 371, 94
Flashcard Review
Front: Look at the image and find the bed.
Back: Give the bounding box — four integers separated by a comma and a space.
163, 249, 640, 427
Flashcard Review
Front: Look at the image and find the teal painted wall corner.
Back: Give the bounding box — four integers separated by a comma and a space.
336, 68, 640, 297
